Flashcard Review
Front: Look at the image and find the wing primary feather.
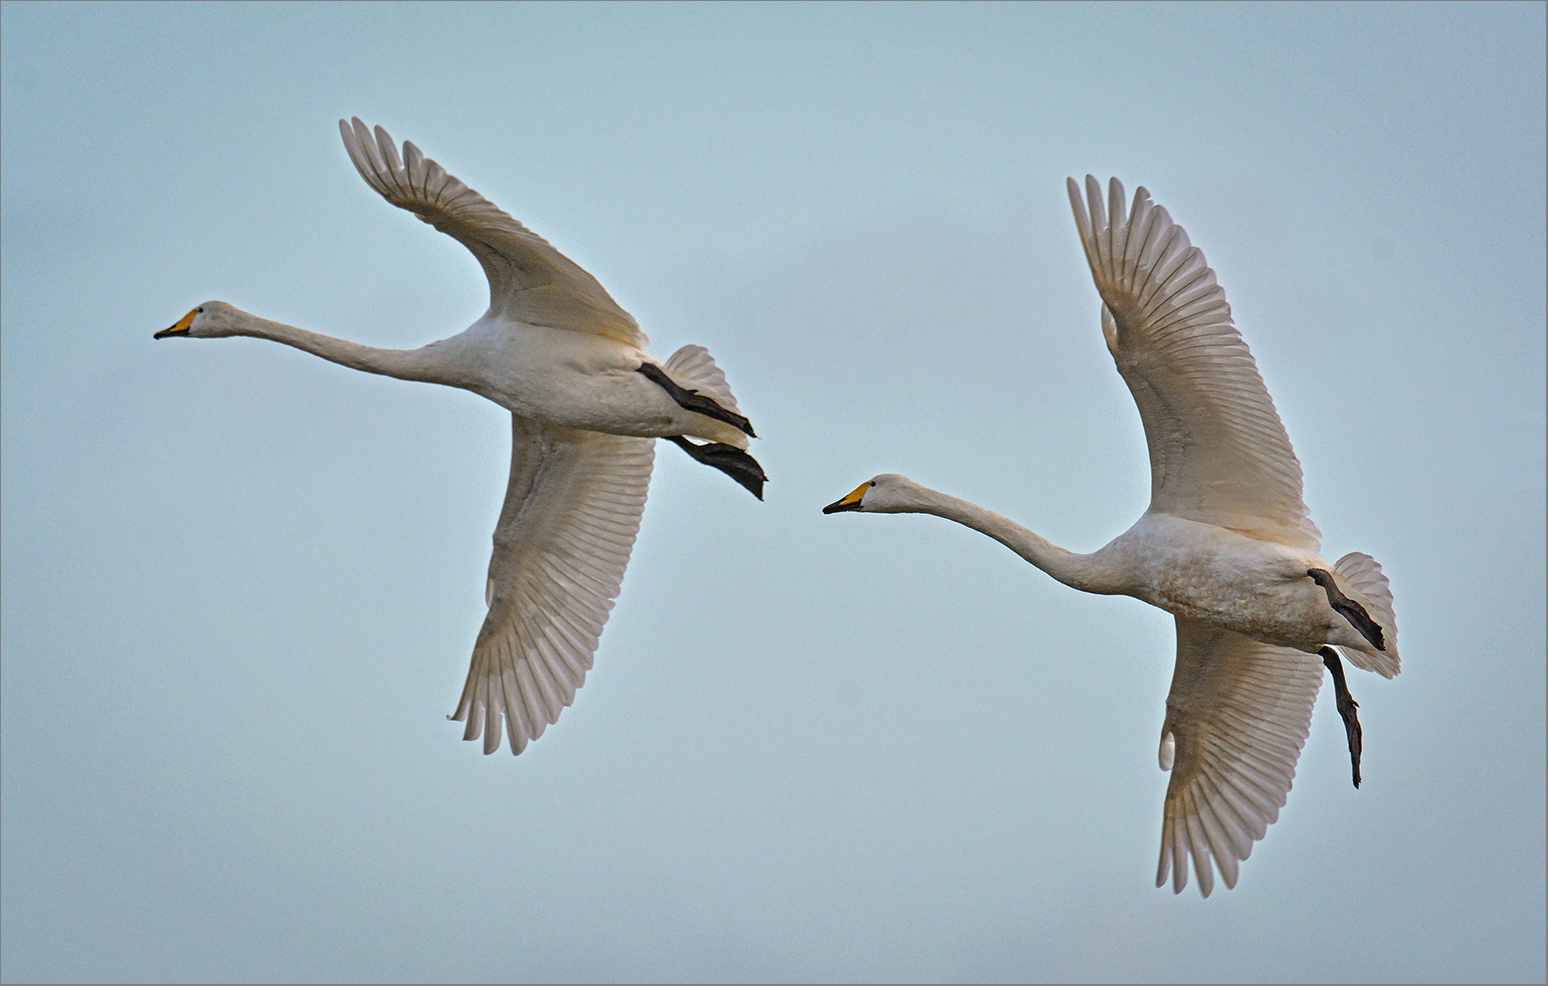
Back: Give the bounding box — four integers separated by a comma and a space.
1196, 797, 1237, 888
468, 666, 489, 742
1172, 813, 1189, 894
1103, 177, 1125, 280
352, 118, 384, 179
1183, 790, 1214, 897
1114, 178, 1136, 272
1123, 191, 1158, 297
1085, 175, 1107, 250
1067, 178, 1096, 265
514, 660, 547, 740
374, 125, 403, 176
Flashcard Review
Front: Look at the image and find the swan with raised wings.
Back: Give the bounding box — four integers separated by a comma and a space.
824, 177, 1398, 896
157, 119, 765, 755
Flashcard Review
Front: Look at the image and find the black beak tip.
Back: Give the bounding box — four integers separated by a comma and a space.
822, 500, 855, 515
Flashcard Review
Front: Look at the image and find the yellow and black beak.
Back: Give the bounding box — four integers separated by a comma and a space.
154, 308, 199, 339
822, 481, 872, 514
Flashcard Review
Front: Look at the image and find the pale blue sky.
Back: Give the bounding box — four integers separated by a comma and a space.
3, 2, 1544, 982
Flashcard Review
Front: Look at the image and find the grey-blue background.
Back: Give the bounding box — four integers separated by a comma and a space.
3, 3, 1543, 982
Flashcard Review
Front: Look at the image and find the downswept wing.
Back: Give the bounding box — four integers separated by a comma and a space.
1068, 176, 1319, 551
339, 118, 647, 348
454, 416, 655, 754
1157, 616, 1323, 896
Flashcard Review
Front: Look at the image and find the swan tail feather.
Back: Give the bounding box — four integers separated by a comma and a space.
665, 345, 742, 413
664, 345, 751, 449
1332, 552, 1400, 678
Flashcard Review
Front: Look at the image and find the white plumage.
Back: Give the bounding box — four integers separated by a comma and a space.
825, 177, 1398, 896
158, 119, 763, 755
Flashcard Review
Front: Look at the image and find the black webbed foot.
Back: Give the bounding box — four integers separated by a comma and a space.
637, 363, 756, 438
1320, 646, 1363, 788
1308, 568, 1385, 651
667, 436, 766, 500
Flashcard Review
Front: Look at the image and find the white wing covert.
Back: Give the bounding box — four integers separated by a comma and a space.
1157, 616, 1322, 896
339, 118, 647, 348
1068, 176, 1319, 551
453, 416, 654, 754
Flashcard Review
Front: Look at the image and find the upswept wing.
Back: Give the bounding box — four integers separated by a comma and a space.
1156, 616, 1323, 896
1068, 176, 1319, 551
454, 416, 654, 754
339, 118, 646, 348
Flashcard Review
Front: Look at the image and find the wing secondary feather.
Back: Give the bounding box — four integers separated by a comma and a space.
453, 416, 655, 754
1157, 616, 1323, 896
339, 118, 647, 347
1068, 176, 1319, 550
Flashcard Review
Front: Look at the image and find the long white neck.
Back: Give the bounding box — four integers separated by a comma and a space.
903, 485, 1117, 594
225, 311, 452, 385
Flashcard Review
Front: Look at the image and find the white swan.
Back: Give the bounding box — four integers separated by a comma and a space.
824, 177, 1399, 897
157, 119, 765, 755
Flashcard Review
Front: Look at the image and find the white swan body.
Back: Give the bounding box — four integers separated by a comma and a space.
1100, 513, 1378, 654
825, 177, 1399, 897
158, 120, 763, 755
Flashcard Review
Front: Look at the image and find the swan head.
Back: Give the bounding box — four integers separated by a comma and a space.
154, 301, 243, 339
822, 473, 924, 514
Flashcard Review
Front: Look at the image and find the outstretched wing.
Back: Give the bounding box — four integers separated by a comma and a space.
1156, 616, 1323, 896
339, 118, 647, 348
453, 416, 654, 754
1067, 176, 1319, 551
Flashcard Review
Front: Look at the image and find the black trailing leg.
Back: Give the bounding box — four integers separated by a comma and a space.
636, 363, 756, 438
667, 436, 767, 500
1307, 568, 1384, 651
1320, 646, 1363, 788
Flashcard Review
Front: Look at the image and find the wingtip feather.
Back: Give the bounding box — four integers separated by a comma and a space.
1085, 174, 1106, 242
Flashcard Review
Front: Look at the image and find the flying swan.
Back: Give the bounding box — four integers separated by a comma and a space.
157, 119, 765, 755
824, 177, 1398, 896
